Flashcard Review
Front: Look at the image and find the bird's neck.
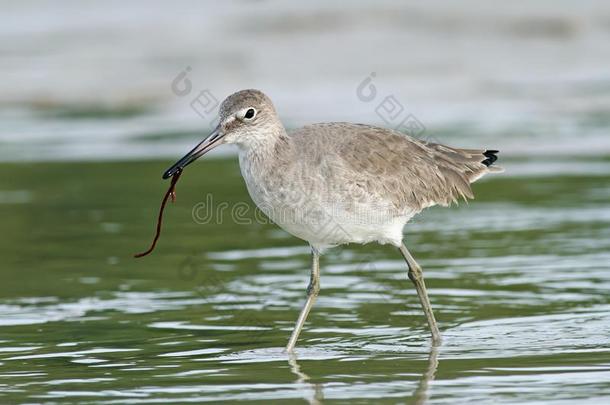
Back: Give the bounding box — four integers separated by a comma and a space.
239, 126, 292, 165
237, 127, 293, 187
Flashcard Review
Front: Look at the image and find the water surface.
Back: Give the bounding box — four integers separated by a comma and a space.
1, 158, 609, 403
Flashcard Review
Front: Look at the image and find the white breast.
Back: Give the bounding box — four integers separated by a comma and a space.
239, 151, 411, 251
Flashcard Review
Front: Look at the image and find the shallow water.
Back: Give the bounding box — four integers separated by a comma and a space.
1, 158, 609, 403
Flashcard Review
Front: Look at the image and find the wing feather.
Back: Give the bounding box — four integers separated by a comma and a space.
290, 123, 501, 214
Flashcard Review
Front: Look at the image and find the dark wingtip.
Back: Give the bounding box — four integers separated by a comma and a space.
482, 150, 499, 167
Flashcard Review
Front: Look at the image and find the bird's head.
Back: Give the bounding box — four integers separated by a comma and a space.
163, 89, 279, 179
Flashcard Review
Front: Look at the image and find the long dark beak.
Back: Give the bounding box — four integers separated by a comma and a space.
163, 125, 224, 179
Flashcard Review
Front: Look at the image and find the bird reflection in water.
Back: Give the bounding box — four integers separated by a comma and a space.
287, 345, 439, 405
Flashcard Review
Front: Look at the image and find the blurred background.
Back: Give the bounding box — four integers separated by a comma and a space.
2, 0, 610, 162
1, 1, 609, 404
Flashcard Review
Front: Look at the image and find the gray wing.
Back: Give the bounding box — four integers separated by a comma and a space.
290, 123, 501, 213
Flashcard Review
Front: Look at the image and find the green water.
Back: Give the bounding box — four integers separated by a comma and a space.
1, 158, 610, 404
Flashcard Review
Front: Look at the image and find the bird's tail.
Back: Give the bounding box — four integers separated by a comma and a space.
474, 149, 504, 180
427, 143, 503, 179
450, 148, 504, 183
423, 143, 504, 205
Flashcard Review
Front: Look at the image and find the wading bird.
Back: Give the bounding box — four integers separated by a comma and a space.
163, 89, 502, 351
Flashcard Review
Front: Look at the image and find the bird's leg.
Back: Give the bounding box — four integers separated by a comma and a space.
286, 247, 320, 352
399, 243, 442, 345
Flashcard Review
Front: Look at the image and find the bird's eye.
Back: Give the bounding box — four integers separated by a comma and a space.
244, 108, 256, 120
